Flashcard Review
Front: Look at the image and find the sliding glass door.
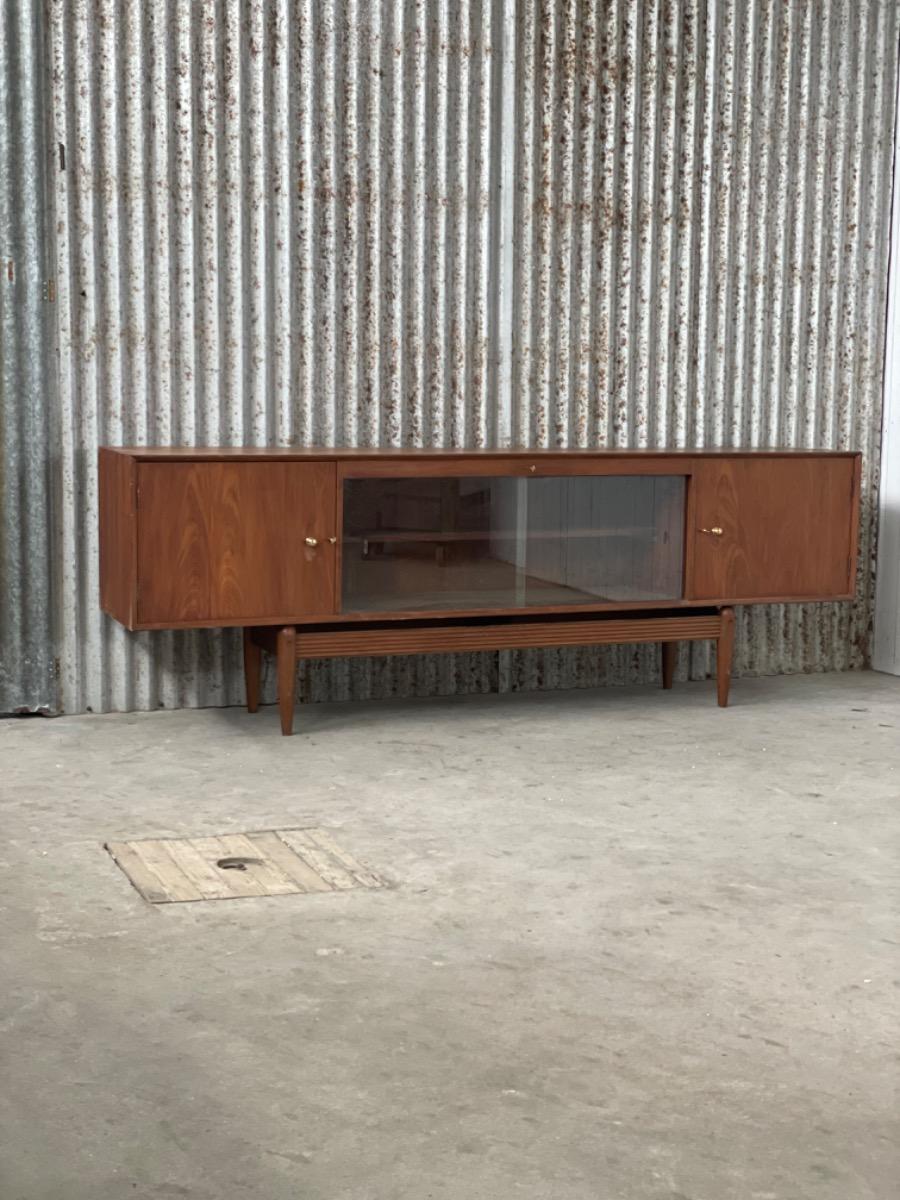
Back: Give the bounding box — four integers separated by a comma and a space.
340, 474, 685, 614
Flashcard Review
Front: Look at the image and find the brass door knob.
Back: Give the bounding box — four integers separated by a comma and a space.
304, 536, 319, 547
699, 526, 724, 536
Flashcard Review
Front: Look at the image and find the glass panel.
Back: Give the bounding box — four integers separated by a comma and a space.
340, 475, 685, 613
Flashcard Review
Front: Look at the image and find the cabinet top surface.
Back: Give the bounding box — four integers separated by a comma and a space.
103, 446, 859, 461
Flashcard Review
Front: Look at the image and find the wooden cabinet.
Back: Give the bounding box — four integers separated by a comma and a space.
99, 448, 861, 732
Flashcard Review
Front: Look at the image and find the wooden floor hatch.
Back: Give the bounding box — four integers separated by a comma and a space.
105, 828, 387, 904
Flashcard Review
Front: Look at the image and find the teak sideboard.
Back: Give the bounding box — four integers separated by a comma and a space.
99, 448, 861, 734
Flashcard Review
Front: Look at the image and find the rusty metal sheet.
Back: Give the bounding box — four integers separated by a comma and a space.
30, 0, 900, 714
0, 1, 56, 714
505, 0, 898, 693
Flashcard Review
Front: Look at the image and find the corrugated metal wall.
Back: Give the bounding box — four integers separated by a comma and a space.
28, 1, 900, 713
505, 0, 899, 692
0, 1, 56, 714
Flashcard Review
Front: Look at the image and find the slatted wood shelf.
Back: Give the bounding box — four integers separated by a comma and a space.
288, 612, 723, 660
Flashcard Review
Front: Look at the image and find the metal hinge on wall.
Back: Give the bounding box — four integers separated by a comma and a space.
42, 279, 55, 302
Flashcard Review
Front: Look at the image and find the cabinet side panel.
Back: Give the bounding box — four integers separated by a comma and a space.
98, 449, 137, 627
848, 453, 862, 594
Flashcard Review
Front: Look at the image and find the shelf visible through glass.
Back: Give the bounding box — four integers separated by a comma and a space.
340, 475, 685, 613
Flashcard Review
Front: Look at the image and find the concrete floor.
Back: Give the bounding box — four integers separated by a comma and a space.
1, 671, 898, 1200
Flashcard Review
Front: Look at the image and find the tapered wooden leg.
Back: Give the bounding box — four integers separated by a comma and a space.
277, 626, 297, 736
243, 628, 262, 713
661, 641, 677, 689
717, 607, 735, 707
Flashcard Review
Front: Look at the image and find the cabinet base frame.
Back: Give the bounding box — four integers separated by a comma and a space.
244, 607, 736, 736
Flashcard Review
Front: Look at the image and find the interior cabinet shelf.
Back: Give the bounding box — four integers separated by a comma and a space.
349, 526, 658, 543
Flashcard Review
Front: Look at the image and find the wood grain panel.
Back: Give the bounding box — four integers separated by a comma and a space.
131, 597, 711, 630
292, 613, 722, 659
136, 462, 337, 624
107, 446, 860, 462
99, 447, 137, 628
689, 457, 858, 600
339, 456, 697, 479
106, 830, 385, 901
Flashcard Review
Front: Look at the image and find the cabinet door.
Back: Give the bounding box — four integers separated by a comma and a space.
688, 457, 857, 601
136, 462, 336, 625
340, 473, 686, 613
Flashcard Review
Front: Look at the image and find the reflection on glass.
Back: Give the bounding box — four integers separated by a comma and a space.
340, 475, 685, 613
